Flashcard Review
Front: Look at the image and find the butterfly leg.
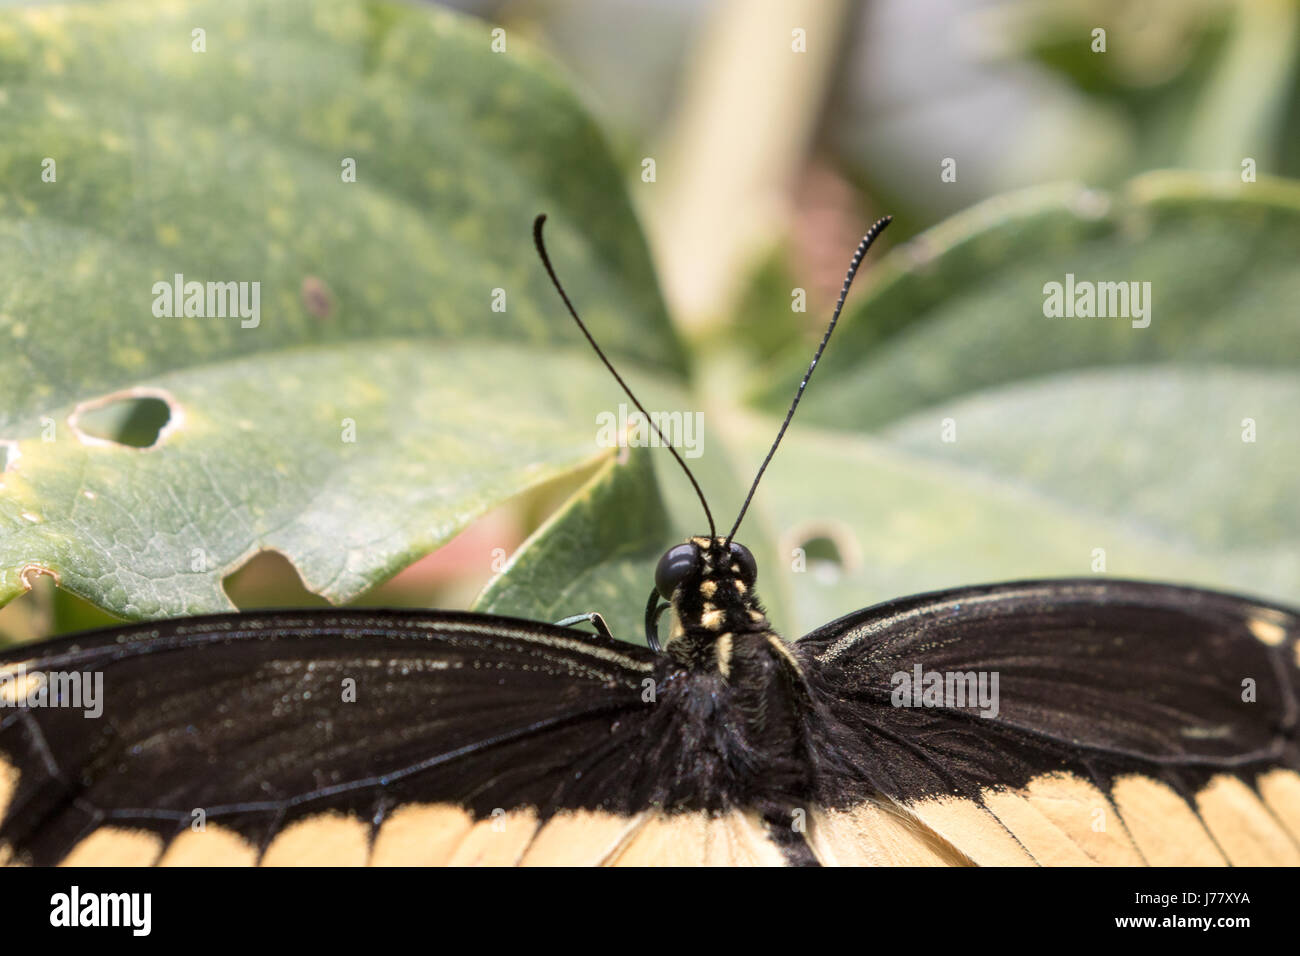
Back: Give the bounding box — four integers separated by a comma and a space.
553, 612, 613, 640
644, 588, 670, 654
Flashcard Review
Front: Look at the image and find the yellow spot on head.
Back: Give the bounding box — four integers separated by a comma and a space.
701, 609, 725, 631
700, 581, 717, 598
734, 579, 747, 595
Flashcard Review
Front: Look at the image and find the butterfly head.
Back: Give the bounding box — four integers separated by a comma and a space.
535, 213, 893, 658
652, 536, 768, 658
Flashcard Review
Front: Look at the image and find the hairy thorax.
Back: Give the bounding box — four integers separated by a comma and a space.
653, 537, 813, 814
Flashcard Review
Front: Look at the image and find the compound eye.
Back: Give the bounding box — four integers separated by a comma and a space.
655, 543, 701, 601
729, 541, 757, 586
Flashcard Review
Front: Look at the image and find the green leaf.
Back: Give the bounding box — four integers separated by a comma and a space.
473, 425, 789, 644
473, 446, 669, 642
991, 0, 1300, 179
723, 365, 1300, 637
753, 173, 1300, 430
1, 344, 624, 615
481, 357, 1300, 646
6, 0, 1298, 654
881, 367, 1300, 570
728, 173, 1300, 630
485, 171, 1300, 641
0, 0, 682, 618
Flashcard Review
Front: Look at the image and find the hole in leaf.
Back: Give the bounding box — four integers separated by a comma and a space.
223, 551, 333, 611
356, 508, 526, 609
784, 522, 861, 586
228, 461, 597, 611
72, 394, 174, 448
801, 535, 844, 565
802, 535, 845, 584
0, 575, 123, 645
354, 461, 599, 610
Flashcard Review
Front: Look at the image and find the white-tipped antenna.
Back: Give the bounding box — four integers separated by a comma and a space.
725, 215, 893, 545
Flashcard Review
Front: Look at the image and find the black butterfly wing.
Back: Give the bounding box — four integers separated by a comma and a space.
793, 579, 1300, 865
0, 609, 784, 866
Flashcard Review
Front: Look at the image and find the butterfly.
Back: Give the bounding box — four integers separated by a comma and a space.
1, 216, 1297, 867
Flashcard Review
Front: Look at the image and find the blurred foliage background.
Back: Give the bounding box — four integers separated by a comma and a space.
480, 0, 1300, 315
2, 0, 1298, 644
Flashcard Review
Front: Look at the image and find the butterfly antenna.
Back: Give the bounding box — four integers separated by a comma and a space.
725, 215, 893, 545
534, 214, 716, 539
